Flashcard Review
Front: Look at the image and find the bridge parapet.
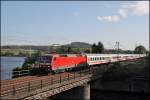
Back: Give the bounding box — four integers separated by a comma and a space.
1, 69, 94, 100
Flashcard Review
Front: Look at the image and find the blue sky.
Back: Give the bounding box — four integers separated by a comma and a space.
1, 1, 149, 50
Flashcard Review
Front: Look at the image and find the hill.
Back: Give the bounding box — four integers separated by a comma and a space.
63, 42, 92, 48
1, 42, 92, 50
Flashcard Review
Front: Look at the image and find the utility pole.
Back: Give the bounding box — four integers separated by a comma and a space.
116, 41, 120, 59
29, 46, 32, 57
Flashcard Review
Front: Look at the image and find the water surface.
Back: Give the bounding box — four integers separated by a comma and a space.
1, 56, 26, 80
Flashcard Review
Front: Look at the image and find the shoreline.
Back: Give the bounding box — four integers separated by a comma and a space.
1, 56, 26, 57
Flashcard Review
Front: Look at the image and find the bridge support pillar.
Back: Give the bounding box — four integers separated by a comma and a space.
50, 83, 90, 100
82, 83, 90, 100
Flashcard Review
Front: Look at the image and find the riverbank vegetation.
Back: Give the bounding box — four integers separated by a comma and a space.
101, 57, 149, 81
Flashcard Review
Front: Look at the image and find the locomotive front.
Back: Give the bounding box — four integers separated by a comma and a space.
38, 55, 53, 74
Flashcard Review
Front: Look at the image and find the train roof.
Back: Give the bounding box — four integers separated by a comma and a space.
42, 54, 85, 57
84, 53, 145, 57
41, 53, 146, 57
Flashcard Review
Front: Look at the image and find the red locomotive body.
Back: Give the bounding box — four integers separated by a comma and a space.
38, 54, 86, 72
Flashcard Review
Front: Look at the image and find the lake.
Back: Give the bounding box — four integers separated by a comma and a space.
1, 56, 26, 80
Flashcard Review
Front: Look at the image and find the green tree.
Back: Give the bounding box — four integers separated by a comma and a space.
22, 50, 41, 68
92, 43, 97, 53
84, 48, 91, 53
60, 45, 66, 54
134, 45, 146, 54
97, 41, 104, 53
67, 46, 71, 54
92, 42, 104, 53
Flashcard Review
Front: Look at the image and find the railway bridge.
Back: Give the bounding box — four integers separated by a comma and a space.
1, 64, 109, 100
0, 58, 145, 100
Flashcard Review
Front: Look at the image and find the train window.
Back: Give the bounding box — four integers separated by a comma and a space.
38, 56, 52, 63
97, 57, 99, 60
91, 58, 92, 61
88, 58, 90, 61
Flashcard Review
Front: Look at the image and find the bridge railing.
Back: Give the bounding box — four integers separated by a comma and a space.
12, 70, 30, 78
1, 68, 91, 98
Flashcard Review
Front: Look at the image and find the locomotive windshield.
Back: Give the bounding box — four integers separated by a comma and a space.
38, 56, 52, 63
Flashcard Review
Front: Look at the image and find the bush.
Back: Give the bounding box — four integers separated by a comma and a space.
12, 67, 22, 71
29, 67, 40, 75
102, 64, 130, 81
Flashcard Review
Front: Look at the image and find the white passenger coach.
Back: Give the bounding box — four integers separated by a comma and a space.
85, 54, 146, 65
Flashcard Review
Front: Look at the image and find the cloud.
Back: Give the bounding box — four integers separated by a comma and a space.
97, 15, 121, 22
97, 1, 149, 22
122, 1, 149, 16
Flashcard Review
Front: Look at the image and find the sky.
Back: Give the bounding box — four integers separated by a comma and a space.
1, 1, 149, 50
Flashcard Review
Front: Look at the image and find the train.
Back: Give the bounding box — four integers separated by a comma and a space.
37, 53, 146, 75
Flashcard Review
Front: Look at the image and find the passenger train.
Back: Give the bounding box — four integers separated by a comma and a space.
37, 53, 146, 74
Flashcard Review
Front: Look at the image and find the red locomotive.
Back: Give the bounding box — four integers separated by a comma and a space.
38, 54, 86, 74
